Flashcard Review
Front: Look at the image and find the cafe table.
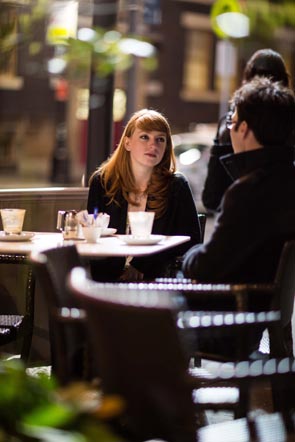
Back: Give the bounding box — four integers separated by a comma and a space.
0, 231, 191, 258
0, 231, 190, 362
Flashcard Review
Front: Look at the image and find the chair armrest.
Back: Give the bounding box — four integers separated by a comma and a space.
177, 310, 281, 330
188, 357, 295, 384
156, 280, 275, 311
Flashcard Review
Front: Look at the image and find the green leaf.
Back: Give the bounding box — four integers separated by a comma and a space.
23, 403, 75, 428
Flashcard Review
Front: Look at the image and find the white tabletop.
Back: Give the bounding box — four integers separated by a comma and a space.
0, 232, 191, 259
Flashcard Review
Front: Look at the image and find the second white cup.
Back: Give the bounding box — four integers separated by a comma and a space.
82, 226, 102, 243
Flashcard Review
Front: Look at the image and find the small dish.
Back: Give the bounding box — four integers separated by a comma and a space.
118, 234, 165, 245
101, 228, 117, 237
0, 231, 35, 242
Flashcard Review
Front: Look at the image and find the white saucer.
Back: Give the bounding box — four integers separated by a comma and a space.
0, 231, 35, 242
118, 234, 165, 245
101, 228, 117, 236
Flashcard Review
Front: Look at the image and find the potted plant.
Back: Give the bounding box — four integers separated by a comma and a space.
0, 358, 126, 441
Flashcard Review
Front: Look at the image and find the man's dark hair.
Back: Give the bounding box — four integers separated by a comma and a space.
231, 77, 295, 146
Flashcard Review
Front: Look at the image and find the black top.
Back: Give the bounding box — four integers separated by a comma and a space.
183, 146, 295, 283
201, 114, 233, 213
87, 171, 201, 280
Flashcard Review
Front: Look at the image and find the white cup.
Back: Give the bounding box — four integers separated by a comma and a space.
0, 209, 26, 235
82, 226, 102, 243
128, 211, 155, 238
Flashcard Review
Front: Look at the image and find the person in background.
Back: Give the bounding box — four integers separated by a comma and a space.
202, 48, 292, 214
87, 108, 201, 282
183, 77, 295, 356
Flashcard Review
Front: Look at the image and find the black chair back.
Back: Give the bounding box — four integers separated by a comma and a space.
272, 240, 295, 327
198, 213, 207, 243
30, 245, 87, 384
68, 268, 196, 442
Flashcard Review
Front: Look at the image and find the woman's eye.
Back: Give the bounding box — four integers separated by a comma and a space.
157, 137, 166, 143
140, 134, 149, 140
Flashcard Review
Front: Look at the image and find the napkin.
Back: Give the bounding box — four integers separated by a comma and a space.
76, 210, 110, 228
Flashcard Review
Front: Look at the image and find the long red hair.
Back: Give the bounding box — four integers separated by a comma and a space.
89, 109, 176, 218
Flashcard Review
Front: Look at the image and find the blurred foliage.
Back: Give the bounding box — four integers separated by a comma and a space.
63, 27, 157, 81
0, 359, 126, 442
0, 0, 47, 71
242, 0, 295, 41
0, 0, 157, 80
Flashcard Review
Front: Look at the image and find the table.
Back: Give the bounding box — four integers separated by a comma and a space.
0, 232, 191, 258
0, 232, 190, 362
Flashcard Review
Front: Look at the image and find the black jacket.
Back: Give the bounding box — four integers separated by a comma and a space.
183, 146, 295, 283
87, 172, 201, 280
201, 115, 233, 212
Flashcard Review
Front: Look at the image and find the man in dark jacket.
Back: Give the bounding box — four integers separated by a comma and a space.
183, 77, 295, 283
182, 77, 295, 356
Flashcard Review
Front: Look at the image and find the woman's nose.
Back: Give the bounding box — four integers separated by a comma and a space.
148, 137, 157, 147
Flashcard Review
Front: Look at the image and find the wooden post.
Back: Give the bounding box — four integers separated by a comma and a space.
86, 0, 118, 184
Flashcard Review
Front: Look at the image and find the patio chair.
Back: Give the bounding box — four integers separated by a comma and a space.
68, 267, 197, 442
30, 245, 89, 384
68, 267, 295, 438
166, 212, 207, 278
156, 240, 295, 359
0, 254, 35, 363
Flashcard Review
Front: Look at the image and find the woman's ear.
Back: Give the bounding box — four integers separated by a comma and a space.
124, 136, 131, 151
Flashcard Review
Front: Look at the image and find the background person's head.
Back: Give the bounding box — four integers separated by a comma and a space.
229, 77, 295, 151
242, 48, 290, 87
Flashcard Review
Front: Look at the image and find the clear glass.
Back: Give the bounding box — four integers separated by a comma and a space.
0, 208, 26, 234
128, 211, 155, 238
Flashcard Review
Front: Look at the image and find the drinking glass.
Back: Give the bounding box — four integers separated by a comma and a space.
0, 209, 26, 235
128, 211, 155, 238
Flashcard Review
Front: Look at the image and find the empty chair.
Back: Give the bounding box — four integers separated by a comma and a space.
0, 254, 35, 363
68, 267, 196, 442
167, 213, 207, 278
197, 213, 207, 244
30, 245, 88, 384
68, 268, 295, 439
197, 411, 291, 442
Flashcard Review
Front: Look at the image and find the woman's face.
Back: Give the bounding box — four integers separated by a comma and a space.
124, 126, 167, 171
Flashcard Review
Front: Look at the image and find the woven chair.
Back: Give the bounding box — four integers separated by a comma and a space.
157, 240, 295, 359
197, 411, 293, 442
166, 212, 207, 278
68, 267, 197, 442
68, 268, 295, 439
0, 254, 35, 363
30, 245, 89, 384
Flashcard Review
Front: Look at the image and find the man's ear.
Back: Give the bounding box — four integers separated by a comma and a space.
240, 121, 250, 139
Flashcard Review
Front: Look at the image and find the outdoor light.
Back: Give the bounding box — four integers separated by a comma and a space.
211, 0, 249, 39
179, 148, 201, 166
47, 57, 67, 74
216, 11, 249, 38
118, 38, 155, 58
77, 27, 96, 42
